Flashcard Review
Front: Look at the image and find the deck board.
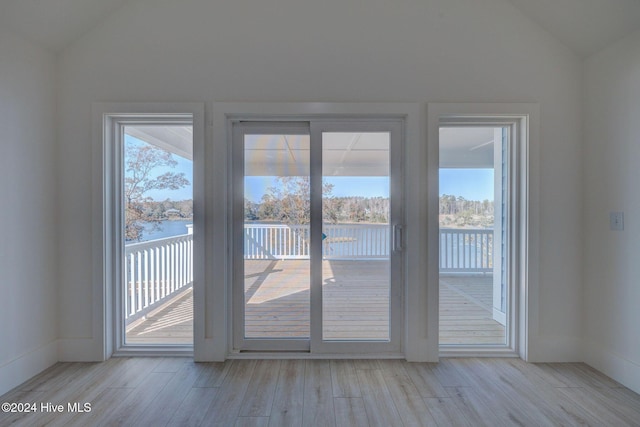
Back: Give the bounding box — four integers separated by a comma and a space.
126, 260, 504, 345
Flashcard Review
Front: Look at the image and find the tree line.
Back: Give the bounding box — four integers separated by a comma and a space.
439, 194, 494, 228
245, 195, 390, 224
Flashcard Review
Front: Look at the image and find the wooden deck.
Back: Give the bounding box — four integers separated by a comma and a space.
244, 260, 390, 340
126, 287, 193, 345
126, 261, 504, 345
439, 275, 506, 345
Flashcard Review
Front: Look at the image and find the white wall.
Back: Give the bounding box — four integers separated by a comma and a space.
584, 29, 640, 393
0, 29, 58, 395
56, 0, 584, 361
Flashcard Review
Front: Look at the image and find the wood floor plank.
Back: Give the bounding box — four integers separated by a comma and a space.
201, 360, 257, 427
331, 360, 361, 397
378, 360, 437, 426
91, 371, 174, 426
404, 362, 449, 398
548, 362, 623, 389
302, 360, 336, 427
64, 386, 135, 427
431, 359, 471, 388
166, 386, 219, 427
446, 386, 505, 427
152, 356, 191, 373
269, 360, 305, 427
239, 360, 281, 417
583, 386, 640, 424
557, 386, 640, 426
460, 358, 559, 427
333, 398, 369, 427
456, 358, 564, 427
423, 397, 475, 427
130, 361, 206, 426
505, 359, 572, 388
357, 368, 403, 427
476, 359, 594, 427
193, 361, 232, 388
2, 360, 121, 427
235, 417, 270, 427
18, 362, 83, 392
0, 391, 46, 426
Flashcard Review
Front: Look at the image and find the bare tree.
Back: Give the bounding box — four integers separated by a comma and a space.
125, 143, 189, 241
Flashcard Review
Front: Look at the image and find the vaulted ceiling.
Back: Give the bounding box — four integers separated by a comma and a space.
0, 0, 129, 52
1, 0, 640, 57
507, 0, 640, 56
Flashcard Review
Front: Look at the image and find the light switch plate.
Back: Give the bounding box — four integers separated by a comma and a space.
610, 212, 624, 231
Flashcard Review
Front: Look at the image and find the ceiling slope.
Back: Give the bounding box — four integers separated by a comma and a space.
1, 0, 640, 56
507, 0, 640, 57
0, 0, 129, 52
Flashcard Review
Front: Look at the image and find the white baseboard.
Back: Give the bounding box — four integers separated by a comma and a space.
585, 341, 640, 394
57, 338, 105, 362
527, 335, 582, 362
0, 340, 58, 396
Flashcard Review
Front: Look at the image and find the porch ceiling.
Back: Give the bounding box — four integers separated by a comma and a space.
125, 125, 193, 160
440, 127, 496, 169
244, 132, 390, 177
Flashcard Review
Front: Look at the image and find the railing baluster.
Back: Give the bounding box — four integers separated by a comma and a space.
150, 247, 155, 304
143, 249, 149, 308
128, 253, 134, 317
136, 251, 142, 312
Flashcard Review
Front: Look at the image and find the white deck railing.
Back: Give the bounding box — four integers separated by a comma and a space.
245, 223, 492, 270
439, 228, 493, 273
244, 223, 390, 260
123, 225, 491, 322
124, 234, 193, 323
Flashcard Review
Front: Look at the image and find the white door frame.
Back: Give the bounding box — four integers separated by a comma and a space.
428, 103, 539, 360
230, 119, 404, 355
212, 103, 423, 360
92, 102, 205, 358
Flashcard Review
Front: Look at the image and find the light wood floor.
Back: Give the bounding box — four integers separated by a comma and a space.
2, 357, 640, 426
126, 261, 503, 345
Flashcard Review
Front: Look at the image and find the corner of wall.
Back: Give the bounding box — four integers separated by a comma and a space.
0, 341, 58, 396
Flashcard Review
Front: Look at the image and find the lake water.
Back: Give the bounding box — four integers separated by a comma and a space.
140, 220, 192, 241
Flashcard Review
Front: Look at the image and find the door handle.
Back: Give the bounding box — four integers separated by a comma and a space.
393, 225, 403, 252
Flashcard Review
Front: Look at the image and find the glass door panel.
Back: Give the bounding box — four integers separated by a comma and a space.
241, 130, 311, 344
122, 124, 194, 346
438, 126, 508, 346
321, 132, 391, 341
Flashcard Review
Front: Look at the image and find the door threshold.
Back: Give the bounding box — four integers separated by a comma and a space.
228, 352, 405, 360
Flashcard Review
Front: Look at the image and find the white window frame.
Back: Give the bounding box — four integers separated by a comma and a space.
92, 102, 205, 358
427, 103, 539, 360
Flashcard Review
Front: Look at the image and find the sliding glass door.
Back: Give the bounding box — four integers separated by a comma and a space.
233, 120, 402, 354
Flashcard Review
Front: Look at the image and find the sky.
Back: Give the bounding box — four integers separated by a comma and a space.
439, 168, 494, 201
